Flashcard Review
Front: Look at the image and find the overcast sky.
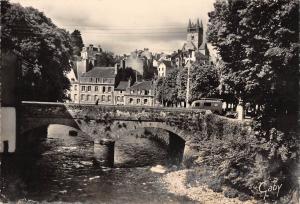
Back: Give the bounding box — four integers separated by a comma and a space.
11, 0, 216, 54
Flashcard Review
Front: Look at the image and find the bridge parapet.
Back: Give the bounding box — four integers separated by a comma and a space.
20, 101, 209, 122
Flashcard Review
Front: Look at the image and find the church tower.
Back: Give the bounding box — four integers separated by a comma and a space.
186, 18, 203, 50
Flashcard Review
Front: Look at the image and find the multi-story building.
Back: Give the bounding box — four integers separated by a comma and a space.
81, 44, 102, 65
69, 67, 116, 105
124, 81, 155, 106
157, 60, 173, 78
114, 80, 128, 105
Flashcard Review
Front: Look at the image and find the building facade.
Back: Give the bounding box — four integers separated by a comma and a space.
69, 67, 116, 105
114, 80, 128, 105
157, 60, 173, 78
124, 81, 155, 106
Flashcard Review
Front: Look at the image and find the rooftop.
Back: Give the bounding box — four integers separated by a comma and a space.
128, 81, 154, 91
115, 81, 128, 91
81, 67, 115, 78
159, 60, 172, 68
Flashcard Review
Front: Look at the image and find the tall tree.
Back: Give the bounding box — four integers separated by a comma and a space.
95, 51, 116, 67
155, 69, 179, 106
71, 29, 84, 57
1, 1, 73, 101
190, 64, 220, 101
207, 0, 298, 198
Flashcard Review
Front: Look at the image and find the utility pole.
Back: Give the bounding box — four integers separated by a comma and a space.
185, 62, 190, 108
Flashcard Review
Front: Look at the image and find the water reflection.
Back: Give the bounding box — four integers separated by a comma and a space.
1, 125, 193, 203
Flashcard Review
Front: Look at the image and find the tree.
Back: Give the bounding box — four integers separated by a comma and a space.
71, 29, 84, 57
95, 51, 115, 67
176, 67, 188, 105
207, 0, 298, 198
155, 69, 179, 106
190, 64, 220, 101
1, 1, 73, 102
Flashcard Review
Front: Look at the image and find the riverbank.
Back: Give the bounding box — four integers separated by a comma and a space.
162, 169, 258, 204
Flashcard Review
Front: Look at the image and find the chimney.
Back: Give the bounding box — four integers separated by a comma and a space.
114, 63, 119, 75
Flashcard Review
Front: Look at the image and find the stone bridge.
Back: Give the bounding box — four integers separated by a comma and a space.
2, 101, 244, 164
19, 101, 209, 141
16, 101, 219, 163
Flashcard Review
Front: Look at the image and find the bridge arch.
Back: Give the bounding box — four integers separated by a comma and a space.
19, 118, 81, 136
109, 121, 189, 142
109, 121, 188, 164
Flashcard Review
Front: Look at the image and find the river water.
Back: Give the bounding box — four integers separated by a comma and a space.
1, 125, 194, 203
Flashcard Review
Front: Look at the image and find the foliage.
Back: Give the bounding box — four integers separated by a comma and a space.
155, 63, 220, 106
95, 51, 116, 67
155, 69, 179, 106
1, 1, 73, 101
176, 67, 188, 103
70, 29, 84, 57
207, 0, 298, 199
190, 64, 220, 101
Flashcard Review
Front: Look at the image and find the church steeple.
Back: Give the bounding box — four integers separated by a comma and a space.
187, 19, 192, 32
196, 18, 200, 28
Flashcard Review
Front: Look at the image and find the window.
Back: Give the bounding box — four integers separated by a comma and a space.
121, 96, 124, 102
195, 102, 200, 107
101, 95, 105, 101
120, 91, 123, 94
137, 99, 140, 104
74, 94, 77, 101
94, 95, 98, 101
129, 98, 133, 104
108, 87, 112, 92
96, 78, 100, 83
204, 102, 212, 107
87, 86, 91, 91
74, 85, 77, 91
95, 86, 98, 91
81, 94, 85, 100
108, 95, 111, 101
81, 86, 86, 91
103, 86, 106, 92
144, 90, 149, 95
191, 35, 194, 40
144, 99, 148, 104
87, 95, 91, 101
117, 96, 120, 101
90, 77, 93, 82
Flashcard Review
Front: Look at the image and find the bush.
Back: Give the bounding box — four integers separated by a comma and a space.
238, 193, 251, 201
224, 188, 239, 198
208, 178, 223, 192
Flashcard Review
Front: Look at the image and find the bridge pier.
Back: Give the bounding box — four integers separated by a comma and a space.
93, 139, 115, 167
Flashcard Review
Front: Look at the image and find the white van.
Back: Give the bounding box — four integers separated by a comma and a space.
191, 98, 223, 114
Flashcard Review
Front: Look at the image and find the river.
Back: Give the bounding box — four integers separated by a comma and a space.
1, 125, 195, 203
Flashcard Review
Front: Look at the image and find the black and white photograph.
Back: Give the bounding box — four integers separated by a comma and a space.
0, 0, 299, 203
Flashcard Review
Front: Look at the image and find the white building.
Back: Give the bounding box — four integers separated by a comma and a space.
157, 60, 173, 78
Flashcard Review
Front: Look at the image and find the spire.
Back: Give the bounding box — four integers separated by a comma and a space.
187, 19, 192, 31
197, 18, 200, 28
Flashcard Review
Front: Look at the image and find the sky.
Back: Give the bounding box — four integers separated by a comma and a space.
11, 0, 216, 55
